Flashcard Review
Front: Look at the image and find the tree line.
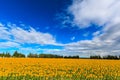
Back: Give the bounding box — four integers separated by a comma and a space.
0, 51, 79, 59
0, 51, 25, 58
1, 51, 120, 59
90, 55, 120, 60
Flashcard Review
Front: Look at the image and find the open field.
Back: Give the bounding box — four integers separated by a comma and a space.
0, 58, 120, 80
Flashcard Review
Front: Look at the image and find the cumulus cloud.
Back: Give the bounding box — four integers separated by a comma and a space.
68, 0, 120, 27
0, 22, 64, 54
11, 27, 56, 45
64, 0, 120, 56
0, 23, 57, 45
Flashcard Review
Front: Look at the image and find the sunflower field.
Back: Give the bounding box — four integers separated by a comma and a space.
0, 58, 120, 80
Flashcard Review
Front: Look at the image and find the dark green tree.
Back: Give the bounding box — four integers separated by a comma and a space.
90, 55, 101, 59
12, 51, 25, 58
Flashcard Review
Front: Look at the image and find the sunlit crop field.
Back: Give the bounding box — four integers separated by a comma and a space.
0, 58, 120, 80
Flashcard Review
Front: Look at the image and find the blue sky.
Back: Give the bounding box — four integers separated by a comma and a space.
0, 0, 120, 57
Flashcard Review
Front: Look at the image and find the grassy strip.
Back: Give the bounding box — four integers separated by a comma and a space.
0, 75, 120, 80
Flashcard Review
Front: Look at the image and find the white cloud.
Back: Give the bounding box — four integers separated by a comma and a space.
64, 0, 120, 56
11, 27, 56, 45
0, 26, 11, 40
93, 31, 101, 37
0, 23, 57, 45
64, 39, 120, 57
0, 41, 20, 48
68, 0, 120, 27
0, 22, 65, 55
